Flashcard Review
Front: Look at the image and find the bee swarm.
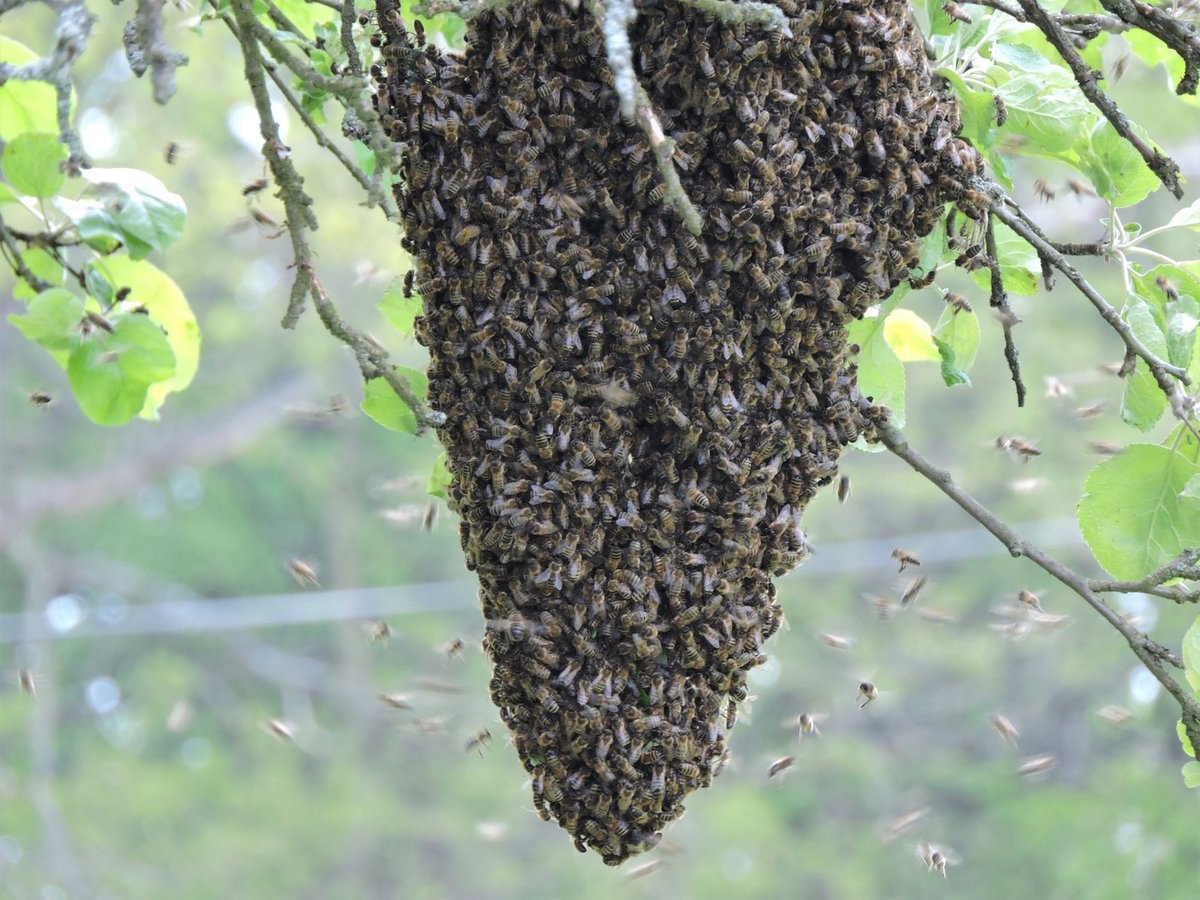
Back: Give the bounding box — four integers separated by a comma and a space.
377, 0, 975, 864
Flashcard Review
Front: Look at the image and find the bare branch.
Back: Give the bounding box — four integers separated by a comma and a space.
1099, 0, 1200, 95
677, 0, 793, 36
984, 213, 1026, 407
1014, 0, 1183, 198
307, 268, 442, 432
1090, 548, 1200, 604
226, 0, 319, 327
971, 0, 1132, 35
122, 0, 189, 104
0, 210, 53, 293
862, 402, 1200, 754
0, 0, 94, 170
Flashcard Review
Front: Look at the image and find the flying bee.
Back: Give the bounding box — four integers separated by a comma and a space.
820, 633, 853, 651
1111, 53, 1131, 83
1156, 275, 1180, 301
266, 719, 294, 742
942, 2, 972, 23
837, 475, 851, 503
163, 141, 181, 164
441, 637, 465, 660
242, 178, 269, 197
891, 548, 921, 572
944, 291, 972, 314
465, 728, 493, 756
767, 755, 795, 778
996, 435, 1041, 462
857, 681, 879, 708
1017, 589, 1043, 612
18, 669, 36, 698
901, 577, 927, 608
1066, 178, 1097, 198
28, 390, 52, 407
287, 558, 319, 587
989, 713, 1020, 748
1017, 754, 1057, 777
1096, 705, 1133, 727
378, 692, 413, 710
370, 620, 392, 643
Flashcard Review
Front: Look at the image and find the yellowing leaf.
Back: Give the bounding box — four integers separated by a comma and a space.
883, 309, 940, 362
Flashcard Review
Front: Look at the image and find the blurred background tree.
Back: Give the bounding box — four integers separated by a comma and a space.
2, 0, 1200, 897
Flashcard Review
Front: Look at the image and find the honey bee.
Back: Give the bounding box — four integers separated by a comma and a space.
242, 178, 268, 197
941, 2, 972, 23
857, 681, 879, 708
28, 390, 52, 407
989, 714, 1020, 748
767, 755, 795, 778
266, 719, 294, 741
1066, 178, 1097, 198
891, 548, 920, 572
1017, 754, 1057, 777
163, 141, 181, 164
18, 669, 36, 698
442, 637, 465, 660
465, 728, 493, 756
287, 558, 319, 587
900, 577, 926, 608
837, 475, 851, 503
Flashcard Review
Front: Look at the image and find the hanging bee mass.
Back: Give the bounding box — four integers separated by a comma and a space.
376, 0, 976, 864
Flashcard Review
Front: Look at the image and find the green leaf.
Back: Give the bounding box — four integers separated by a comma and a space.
1179, 720, 1196, 758
1165, 199, 1200, 232
77, 168, 187, 259
379, 282, 421, 336
88, 257, 201, 419
848, 287, 910, 439
11, 248, 65, 301
1, 133, 67, 198
353, 140, 378, 178
1120, 297, 1170, 431
993, 72, 1095, 156
67, 316, 177, 426
1077, 443, 1200, 581
1165, 296, 1200, 371
883, 309, 940, 362
933, 304, 980, 372
1080, 121, 1161, 208
0, 37, 62, 141
428, 452, 452, 500
938, 69, 998, 150
1183, 761, 1200, 788
55, 197, 127, 254
361, 370, 426, 434
0, 181, 18, 205
7, 288, 84, 351
1184, 614, 1200, 694
971, 220, 1040, 296
932, 337, 970, 387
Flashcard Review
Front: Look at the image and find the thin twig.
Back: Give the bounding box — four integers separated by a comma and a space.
1014, 0, 1183, 199
992, 199, 1191, 393
863, 402, 1200, 754
1090, 548, 1200, 604
985, 213, 1026, 407
261, 59, 398, 218
227, 0, 318, 328
971, 0, 1132, 34
1049, 240, 1109, 256
307, 268, 441, 431
123, 0, 189, 104
0, 211, 52, 293
1099, 0, 1200, 95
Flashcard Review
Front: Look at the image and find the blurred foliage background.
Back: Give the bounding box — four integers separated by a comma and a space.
3, 3, 1200, 898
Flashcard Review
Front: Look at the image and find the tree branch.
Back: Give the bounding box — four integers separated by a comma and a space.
1099, 0, 1200, 95
862, 402, 1200, 754
984, 213, 1026, 407
122, 0, 189, 104
1014, 0, 1183, 198
1090, 548, 1200, 604
989, 195, 1200, 439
